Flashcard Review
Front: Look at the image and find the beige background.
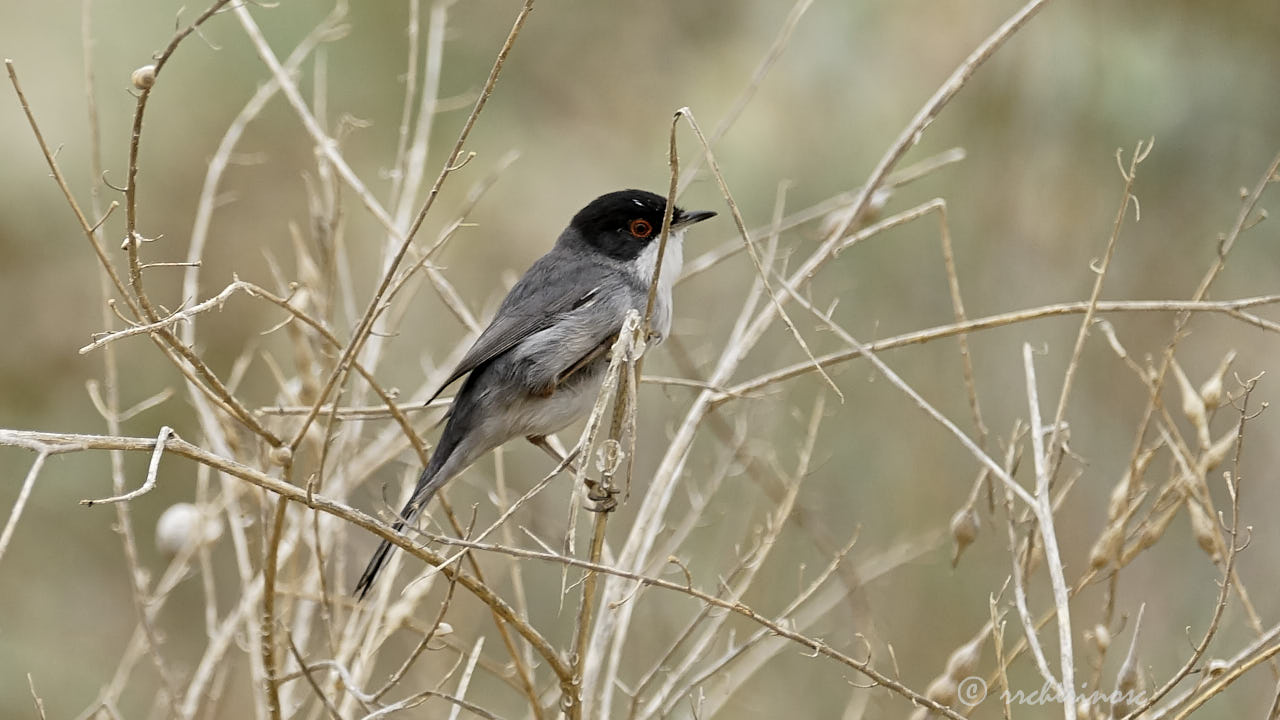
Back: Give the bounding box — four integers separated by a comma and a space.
1, 0, 1278, 717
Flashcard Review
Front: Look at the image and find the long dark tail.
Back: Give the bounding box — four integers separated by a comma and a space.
354, 466, 441, 600
354, 423, 465, 599
353, 521, 405, 600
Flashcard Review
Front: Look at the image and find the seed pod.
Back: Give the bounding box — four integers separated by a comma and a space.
155, 502, 223, 556
1108, 446, 1157, 522
1187, 499, 1220, 560
1089, 524, 1123, 570
1198, 429, 1236, 476
269, 445, 294, 467
1113, 606, 1145, 717
943, 635, 982, 680
1123, 504, 1179, 565
1107, 475, 1132, 526
131, 64, 156, 90
1171, 358, 1211, 449
1198, 351, 1236, 409
950, 505, 979, 567
925, 675, 957, 707
1114, 664, 1143, 716
1205, 658, 1228, 678
1092, 624, 1111, 654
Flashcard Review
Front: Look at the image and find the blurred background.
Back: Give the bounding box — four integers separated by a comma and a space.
1, 0, 1279, 717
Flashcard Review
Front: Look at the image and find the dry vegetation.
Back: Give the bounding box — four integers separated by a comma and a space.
2, 0, 1279, 718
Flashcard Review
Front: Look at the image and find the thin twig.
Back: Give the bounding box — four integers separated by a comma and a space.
1022, 344, 1076, 717
0, 453, 48, 568
82, 426, 173, 505
1120, 374, 1260, 718
716, 295, 1280, 404
0, 428, 574, 687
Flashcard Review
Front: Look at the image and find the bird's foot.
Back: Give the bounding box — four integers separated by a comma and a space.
583, 478, 619, 513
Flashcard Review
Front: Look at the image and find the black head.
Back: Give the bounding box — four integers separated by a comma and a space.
566, 189, 716, 262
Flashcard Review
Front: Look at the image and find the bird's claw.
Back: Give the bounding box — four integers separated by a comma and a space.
583, 478, 618, 513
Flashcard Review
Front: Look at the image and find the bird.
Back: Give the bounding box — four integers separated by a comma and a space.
354, 189, 716, 598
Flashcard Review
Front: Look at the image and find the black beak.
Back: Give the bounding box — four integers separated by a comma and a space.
673, 209, 717, 228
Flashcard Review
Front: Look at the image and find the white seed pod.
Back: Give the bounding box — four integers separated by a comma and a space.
819, 188, 891, 236
1113, 608, 1145, 717
865, 187, 892, 222
943, 635, 982, 680
1186, 499, 1220, 560
949, 505, 979, 567
155, 502, 223, 556
1198, 429, 1236, 476
1108, 446, 1157, 522
1205, 658, 1229, 678
924, 675, 957, 707
1198, 351, 1236, 409
131, 64, 156, 90
1114, 665, 1143, 716
1092, 623, 1112, 654
1171, 358, 1210, 449
268, 445, 294, 467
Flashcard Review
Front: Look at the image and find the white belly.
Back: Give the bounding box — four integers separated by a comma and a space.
500, 363, 609, 440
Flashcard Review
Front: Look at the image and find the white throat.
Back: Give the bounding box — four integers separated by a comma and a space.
631, 229, 684, 340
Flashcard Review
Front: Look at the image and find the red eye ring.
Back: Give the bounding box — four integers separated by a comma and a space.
629, 219, 653, 238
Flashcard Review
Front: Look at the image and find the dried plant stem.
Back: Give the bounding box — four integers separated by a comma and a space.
13, 0, 1280, 717
1022, 344, 1076, 718
1119, 376, 1258, 719
10, 59, 274, 448
0, 453, 47, 568
1047, 139, 1151, 467
679, 147, 966, 283
1118, 149, 1280, 542
262, 493, 291, 720
565, 316, 644, 716
417, 534, 968, 720
935, 199, 988, 444
681, 107, 843, 399
675, 0, 813, 192
1, 428, 573, 689
28, 674, 47, 720
5, 61, 132, 310
798, 0, 1057, 290
182, 4, 345, 345
82, 279, 434, 467
637, 396, 822, 719
243, 0, 537, 453
1150, 626, 1280, 719
718, 295, 1280, 403
116, 0, 285, 447
387, 0, 421, 208
570, 110, 688, 717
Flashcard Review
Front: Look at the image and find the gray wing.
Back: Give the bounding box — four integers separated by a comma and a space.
424, 251, 611, 404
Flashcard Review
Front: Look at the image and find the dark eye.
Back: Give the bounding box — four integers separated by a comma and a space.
629, 219, 653, 238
